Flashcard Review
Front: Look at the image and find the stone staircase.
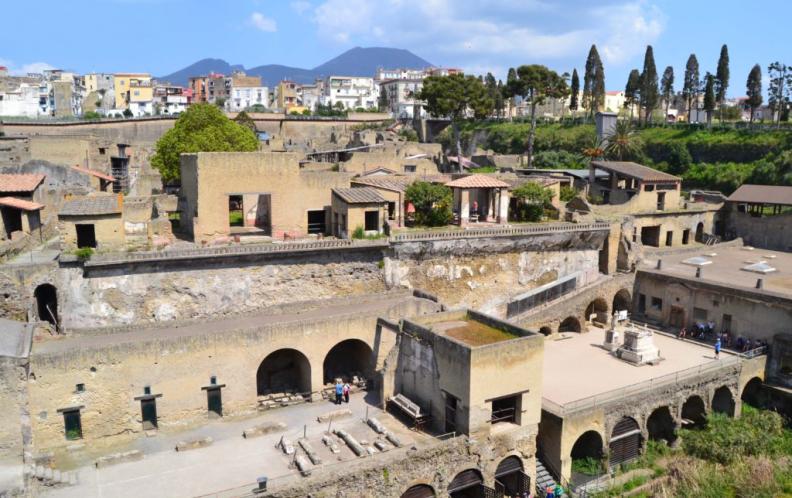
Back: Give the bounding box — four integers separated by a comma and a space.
535, 457, 559, 495
26, 464, 78, 487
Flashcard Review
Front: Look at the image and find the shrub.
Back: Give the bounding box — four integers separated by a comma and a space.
533, 150, 586, 169
510, 182, 553, 222
560, 186, 578, 202
405, 181, 453, 227
398, 128, 419, 142
82, 111, 102, 120
74, 247, 94, 260
351, 226, 365, 239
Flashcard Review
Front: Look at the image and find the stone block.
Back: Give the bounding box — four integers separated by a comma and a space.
316, 408, 352, 423
366, 417, 385, 434
175, 436, 213, 452
95, 450, 144, 468
242, 421, 287, 439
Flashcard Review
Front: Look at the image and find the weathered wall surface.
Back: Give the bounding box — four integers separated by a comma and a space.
726, 210, 792, 252
0, 357, 28, 492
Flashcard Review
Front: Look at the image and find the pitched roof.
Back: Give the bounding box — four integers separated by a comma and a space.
727, 184, 792, 206
71, 165, 115, 182
360, 167, 397, 177
0, 197, 44, 211
445, 174, 511, 189
590, 161, 680, 182
332, 187, 387, 204
59, 196, 121, 216
352, 174, 452, 192
0, 174, 45, 193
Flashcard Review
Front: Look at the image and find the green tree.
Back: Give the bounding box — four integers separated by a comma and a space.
746, 63, 763, 124
233, 111, 257, 133
604, 119, 641, 161
583, 45, 606, 119
484, 72, 502, 118
715, 44, 730, 121
122, 108, 133, 118
703, 73, 716, 127
404, 181, 453, 227
661, 66, 674, 120
505, 67, 518, 119
511, 182, 553, 222
495, 80, 506, 118
418, 74, 493, 167
151, 103, 259, 182
569, 68, 580, 113
767, 62, 790, 127
624, 69, 641, 121
378, 87, 389, 112
515, 64, 570, 168
639, 45, 659, 123
683, 54, 700, 122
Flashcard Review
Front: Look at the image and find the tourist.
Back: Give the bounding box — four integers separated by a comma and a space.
714, 337, 721, 359
678, 327, 687, 339
545, 485, 555, 498
554, 483, 564, 496
343, 382, 350, 403
334, 380, 343, 405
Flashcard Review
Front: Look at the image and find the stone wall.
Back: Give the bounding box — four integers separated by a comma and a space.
726, 210, 792, 252
0, 357, 28, 492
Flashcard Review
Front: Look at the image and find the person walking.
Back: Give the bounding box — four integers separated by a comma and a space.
334, 380, 343, 405
343, 382, 350, 403
714, 337, 721, 359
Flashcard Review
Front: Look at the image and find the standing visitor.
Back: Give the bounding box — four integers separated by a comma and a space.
335, 380, 343, 405
714, 337, 721, 359
343, 382, 350, 403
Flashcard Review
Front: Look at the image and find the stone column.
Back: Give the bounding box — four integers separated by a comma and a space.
460, 189, 470, 225
498, 189, 510, 224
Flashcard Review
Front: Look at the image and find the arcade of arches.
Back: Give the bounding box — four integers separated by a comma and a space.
681, 395, 707, 429
712, 386, 735, 416
647, 406, 676, 444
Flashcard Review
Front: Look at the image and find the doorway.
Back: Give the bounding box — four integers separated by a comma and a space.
682, 229, 690, 245
307, 210, 326, 234
75, 224, 97, 248
364, 210, 379, 231
665, 231, 673, 246
0, 207, 22, 238
669, 306, 685, 328
228, 195, 243, 227
141, 399, 158, 430
444, 393, 458, 434
207, 388, 222, 417
62, 409, 83, 440
34, 284, 58, 328
640, 226, 661, 247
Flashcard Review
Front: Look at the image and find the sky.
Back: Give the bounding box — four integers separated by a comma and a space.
0, 0, 789, 98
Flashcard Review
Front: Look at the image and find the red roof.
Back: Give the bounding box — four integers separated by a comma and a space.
71, 165, 115, 182
0, 174, 45, 193
0, 197, 44, 211
445, 174, 511, 189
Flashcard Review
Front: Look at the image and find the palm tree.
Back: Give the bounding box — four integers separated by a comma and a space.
604, 119, 641, 161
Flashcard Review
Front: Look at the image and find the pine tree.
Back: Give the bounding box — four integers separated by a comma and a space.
746, 64, 763, 124
515, 65, 569, 168
583, 45, 605, 119
639, 45, 659, 123
569, 69, 580, 113
624, 69, 641, 121
715, 44, 730, 121
661, 66, 674, 120
683, 54, 700, 122
703, 73, 716, 127
505, 67, 519, 120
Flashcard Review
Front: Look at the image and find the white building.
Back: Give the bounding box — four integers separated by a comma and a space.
0, 82, 49, 117
227, 85, 268, 111
379, 79, 425, 118
323, 76, 378, 110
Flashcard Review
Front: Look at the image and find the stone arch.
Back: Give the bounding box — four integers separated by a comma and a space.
585, 298, 608, 324
612, 289, 632, 314
609, 417, 642, 466
401, 484, 436, 498
741, 377, 765, 408
571, 430, 605, 466
712, 386, 735, 416
256, 348, 311, 396
695, 222, 705, 243
494, 455, 528, 496
681, 395, 707, 428
448, 468, 484, 498
322, 339, 374, 384
647, 406, 677, 444
559, 316, 582, 333
539, 326, 552, 336
34, 284, 58, 329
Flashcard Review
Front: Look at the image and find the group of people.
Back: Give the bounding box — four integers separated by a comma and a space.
678, 325, 768, 357
333, 380, 351, 404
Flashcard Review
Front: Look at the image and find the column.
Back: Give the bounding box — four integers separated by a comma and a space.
498, 189, 510, 224
460, 189, 470, 226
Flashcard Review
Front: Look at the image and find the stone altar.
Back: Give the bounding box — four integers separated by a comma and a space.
616, 326, 660, 365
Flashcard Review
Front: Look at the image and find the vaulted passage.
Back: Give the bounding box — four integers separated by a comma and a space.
571, 430, 604, 479
712, 386, 735, 416
585, 298, 608, 324
741, 377, 766, 408
448, 469, 484, 498
323, 339, 373, 384
559, 316, 582, 333
495, 456, 531, 497
609, 417, 642, 466
401, 484, 435, 498
681, 395, 707, 429
256, 349, 311, 396
647, 406, 676, 444
612, 289, 632, 314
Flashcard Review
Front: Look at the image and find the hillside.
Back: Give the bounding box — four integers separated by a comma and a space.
158, 47, 433, 86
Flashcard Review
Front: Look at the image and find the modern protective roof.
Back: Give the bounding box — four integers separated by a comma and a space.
727, 184, 792, 206
445, 174, 511, 189
71, 165, 115, 182
352, 174, 451, 192
0, 196, 44, 211
590, 161, 680, 182
59, 195, 121, 216
332, 187, 387, 204
0, 173, 45, 193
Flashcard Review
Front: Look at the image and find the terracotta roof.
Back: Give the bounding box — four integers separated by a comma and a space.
590, 161, 680, 182
352, 174, 452, 193
71, 165, 115, 182
332, 187, 387, 204
0, 197, 44, 211
59, 196, 121, 216
727, 184, 792, 206
360, 167, 397, 177
445, 174, 511, 189
0, 174, 45, 193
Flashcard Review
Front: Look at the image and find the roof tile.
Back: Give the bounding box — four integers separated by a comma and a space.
59, 196, 121, 216
0, 174, 45, 193
333, 187, 387, 204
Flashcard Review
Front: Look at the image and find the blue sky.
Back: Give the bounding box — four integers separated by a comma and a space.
0, 0, 788, 97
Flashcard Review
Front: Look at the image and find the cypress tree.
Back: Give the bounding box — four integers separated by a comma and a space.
746, 63, 763, 124
703, 73, 716, 127
624, 69, 641, 121
583, 45, 605, 119
661, 66, 674, 120
683, 54, 700, 122
639, 45, 659, 123
715, 44, 730, 121
569, 68, 580, 113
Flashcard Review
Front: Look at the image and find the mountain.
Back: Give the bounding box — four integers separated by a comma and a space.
158, 47, 434, 87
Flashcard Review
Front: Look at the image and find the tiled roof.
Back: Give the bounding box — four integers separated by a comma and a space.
59, 196, 121, 216
0, 174, 45, 193
591, 161, 680, 182
71, 165, 115, 182
333, 187, 387, 204
445, 174, 511, 189
352, 174, 452, 192
727, 184, 792, 206
0, 197, 44, 211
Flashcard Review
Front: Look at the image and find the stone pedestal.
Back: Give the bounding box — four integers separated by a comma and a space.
603, 328, 620, 352
617, 327, 660, 365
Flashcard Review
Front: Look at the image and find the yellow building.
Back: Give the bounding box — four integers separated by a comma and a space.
276, 80, 299, 111
113, 73, 151, 109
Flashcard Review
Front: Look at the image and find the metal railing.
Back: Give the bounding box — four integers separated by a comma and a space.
390, 221, 611, 242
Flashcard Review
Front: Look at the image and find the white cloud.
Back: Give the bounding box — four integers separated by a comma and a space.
291, 1, 311, 15
0, 58, 55, 76
249, 12, 277, 32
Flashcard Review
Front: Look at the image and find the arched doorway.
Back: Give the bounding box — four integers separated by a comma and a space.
34, 284, 58, 329
681, 395, 707, 429
585, 298, 608, 324
323, 339, 373, 384
609, 417, 642, 466
256, 349, 311, 396
559, 316, 582, 333
647, 406, 676, 444
539, 326, 552, 336
741, 377, 765, 408
401, 484, 435, 498
571, 430, 604, 479
448, 469, 484, 498
695, 222, 704, 243
495, 456, 530, 497
712, 386, 735, 416
612, 289, 632, 315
